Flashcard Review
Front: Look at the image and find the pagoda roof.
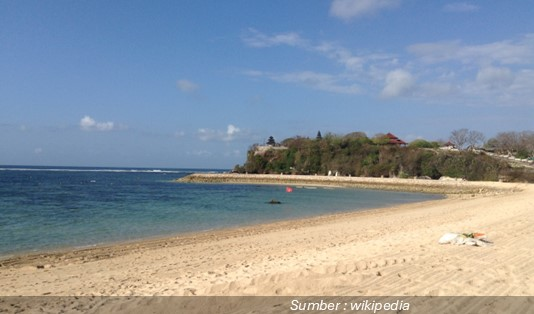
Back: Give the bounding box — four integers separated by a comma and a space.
385, 133, 407, 145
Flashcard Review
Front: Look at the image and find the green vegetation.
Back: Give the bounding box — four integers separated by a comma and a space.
234, 132, 510, 181
408, 139, 440, 149
485, 131, 534, 157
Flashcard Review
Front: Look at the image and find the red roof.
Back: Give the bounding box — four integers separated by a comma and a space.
385, 133, 407, 145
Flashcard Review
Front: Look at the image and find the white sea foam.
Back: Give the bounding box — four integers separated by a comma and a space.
0, 167, 226, 174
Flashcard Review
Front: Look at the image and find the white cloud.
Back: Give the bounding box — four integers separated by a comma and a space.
415, 82, 456, 99
174, 131, 186, 138
224, 149, 242, 158
242, 28, 305, 48
315, 42, 365, 71
197, 124, 242, 142
511, 69, 534, 93
197, 128, 216, 141
443, 3, 479, 13
330, 0, 401, 20
243, 27, 534, 106
242, 29, 395, 94
404, 34, 534, 106
271, 71, 361, 94
476, 66, 515, 89
242, 28, 396, 73
243, 70, 264, 77
176, 79, 199, 92
503, 70, 534, 105
80, 116, 115, 132
187, 150, 213, 157
226, 124, 240, 140
34, 148, 43, 154
381, 69, 415, 98
408, 35, 534, 65
315, 42, 398, 75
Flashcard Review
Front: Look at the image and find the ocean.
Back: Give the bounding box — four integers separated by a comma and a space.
0, 166, 443, 257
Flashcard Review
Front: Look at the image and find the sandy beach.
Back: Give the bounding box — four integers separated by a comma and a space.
1, 175, 532, 306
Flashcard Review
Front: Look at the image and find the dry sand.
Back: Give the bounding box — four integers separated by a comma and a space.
1, 175, 532, 299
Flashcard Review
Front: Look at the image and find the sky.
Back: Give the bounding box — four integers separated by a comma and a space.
1, 0, 534, 168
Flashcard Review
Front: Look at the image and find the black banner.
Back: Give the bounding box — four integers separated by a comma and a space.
1, 296, 532, 314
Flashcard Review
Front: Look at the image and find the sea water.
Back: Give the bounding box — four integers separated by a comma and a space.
0, 166, 443, 257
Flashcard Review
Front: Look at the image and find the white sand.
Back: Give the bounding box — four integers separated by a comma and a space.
1, 177, 532, 297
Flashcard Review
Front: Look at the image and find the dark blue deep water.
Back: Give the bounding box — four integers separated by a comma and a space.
0, 166, 443, 257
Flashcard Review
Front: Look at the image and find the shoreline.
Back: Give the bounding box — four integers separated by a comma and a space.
176, 173, 519, 195
0, 197, 446, 269
1, 175, 532, 297
1, 174, 511, 266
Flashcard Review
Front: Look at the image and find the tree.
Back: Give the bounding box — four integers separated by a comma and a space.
266, 136, 276, 146
466, 130, 485, 150
449, 129, 485, 149
344, 132, 368, 140
281, 136, 310, 150
495, 132, 520, 154
489, 131, 534, 157
450, 129, 469, 150
519, 131, 534, 157
372, 133, 389, 145
409, 139, 437, 148
235, 131, 509, 180
450, 129, 486, 150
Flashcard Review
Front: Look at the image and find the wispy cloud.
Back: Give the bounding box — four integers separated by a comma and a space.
405, 34, 534, 106
475, 66, 515, 89
242, 29, 392, 94
314, 41, 398, 75
174, 131, 186, 138
242, 29, 396, 74
187, 150, 212, 157
79, 116, 115, 132
315, 42, 366, 71
176, 79, 199, 92
407, 35, 534, 65
243, 28, 534, 106
247, 70, 361, 94
224, 149, 242, 158
329, 0, 401, 21
242, 28, 306, 48
198, 124, 242, 142
275, 71, 361, 94
443, 2, 479, 13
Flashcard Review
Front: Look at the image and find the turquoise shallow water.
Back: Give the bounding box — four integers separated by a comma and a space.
0, 166, 443, 257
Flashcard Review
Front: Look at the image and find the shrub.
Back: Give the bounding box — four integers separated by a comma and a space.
235, 134, 508, 181
409, 139, 437, 148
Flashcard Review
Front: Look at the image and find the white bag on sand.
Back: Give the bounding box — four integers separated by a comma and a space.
438, 233, 460, 244
438, 232, 493, 247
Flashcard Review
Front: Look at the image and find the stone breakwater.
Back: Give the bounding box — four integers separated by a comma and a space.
177, 173, 520, 195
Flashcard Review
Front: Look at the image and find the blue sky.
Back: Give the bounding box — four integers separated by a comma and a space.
1, 0, 533, 168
